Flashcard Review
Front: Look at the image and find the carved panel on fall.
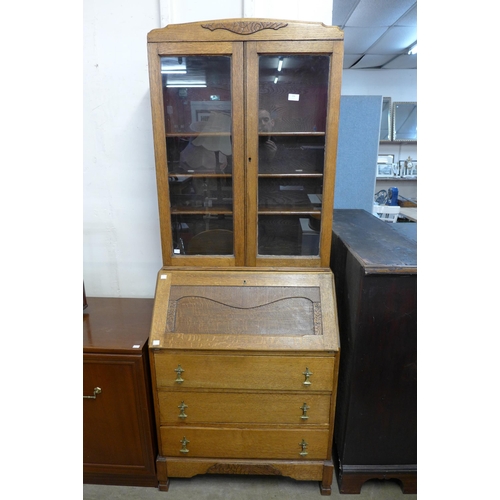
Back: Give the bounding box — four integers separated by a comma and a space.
166, 285, 322, 335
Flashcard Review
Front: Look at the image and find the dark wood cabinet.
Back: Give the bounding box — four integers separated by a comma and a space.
83, 297, 158, 487
329, 210, 417, 494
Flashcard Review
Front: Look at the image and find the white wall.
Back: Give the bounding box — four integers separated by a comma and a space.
83, 0, 416, 298
342, 69, 416, 101
84, 0, 164, 298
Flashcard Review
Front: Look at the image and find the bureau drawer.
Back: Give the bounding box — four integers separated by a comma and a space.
158, 391, 331, 425
153, 353, 335, 392
160, 426, 330, 460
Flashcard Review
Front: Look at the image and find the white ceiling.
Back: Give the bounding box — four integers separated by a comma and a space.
332, 0, 417, 69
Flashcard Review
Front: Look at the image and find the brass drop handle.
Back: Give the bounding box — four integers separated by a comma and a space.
303, 367, 313, 386
83, 387, 102, 399
300, 402, 310, 420
178, 401, 188, 419
174, 364, 185, 384
180, 436, 190, 454
299, 439, 308, 457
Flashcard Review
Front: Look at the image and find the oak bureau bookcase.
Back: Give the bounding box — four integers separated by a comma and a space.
146, 19, 344, 495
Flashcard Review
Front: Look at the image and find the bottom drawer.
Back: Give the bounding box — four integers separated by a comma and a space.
160, 426, 330, 460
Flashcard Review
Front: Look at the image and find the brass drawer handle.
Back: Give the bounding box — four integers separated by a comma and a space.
300, 402, 310, 420
83, 387, 102, 399
303, 367, 313, 385
299, 439, 308, 457
174, 364, 185, 384
180, 436, 190, 454
178, 401, 188, 419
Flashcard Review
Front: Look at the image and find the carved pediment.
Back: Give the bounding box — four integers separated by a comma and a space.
201, 21, 288, 35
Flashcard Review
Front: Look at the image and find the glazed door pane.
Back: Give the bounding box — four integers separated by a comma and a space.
161, 55, 234, 255
257, 55, 330, 257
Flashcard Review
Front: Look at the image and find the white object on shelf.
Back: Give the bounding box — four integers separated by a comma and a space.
372, 204, 400, 223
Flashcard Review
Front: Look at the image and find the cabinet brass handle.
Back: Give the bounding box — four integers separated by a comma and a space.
303, 367, 313, 385
300, 402, 310, 420
174, 364, 185, 384
83, 387, 102, 399
178, 401, 188, 419
299, 439, 308, 456
180, 436, 190, 454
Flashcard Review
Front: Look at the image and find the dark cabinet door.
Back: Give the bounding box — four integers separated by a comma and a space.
83, 353, 157, 486
330, 209, 417, 494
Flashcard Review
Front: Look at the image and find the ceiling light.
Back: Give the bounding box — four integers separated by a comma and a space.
274, 76, 278, 84
408, 43, 417, 55
161, 57, 187, 74
166, 84, 207, 88
165, 70, 207, 88
277, 57, 283, 71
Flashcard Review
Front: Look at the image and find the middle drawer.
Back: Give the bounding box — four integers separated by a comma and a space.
158, 391, 331, 425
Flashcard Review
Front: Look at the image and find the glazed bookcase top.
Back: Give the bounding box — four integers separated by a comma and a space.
147, 18, 344, 267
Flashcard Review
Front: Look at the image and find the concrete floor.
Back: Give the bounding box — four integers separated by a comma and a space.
83, 475, 417, 499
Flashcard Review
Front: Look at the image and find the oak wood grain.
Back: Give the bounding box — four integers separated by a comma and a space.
165, 457, 326, 481
158, 391, 331, 425
154, 352, 335, 391
160, 426, 330, 460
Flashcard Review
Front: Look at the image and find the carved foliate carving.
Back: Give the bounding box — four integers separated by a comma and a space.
166, 301, 177, 332
206, 463, 283, 475
313, 303, 323, 336
201, 21, 288, 35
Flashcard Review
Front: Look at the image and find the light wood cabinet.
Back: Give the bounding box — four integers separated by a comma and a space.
147, 19, 344, 268
149, 268, 340, 494
146, 18, 343, 495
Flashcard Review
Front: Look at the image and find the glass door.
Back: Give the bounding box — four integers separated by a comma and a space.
245, 42, 341, 267
149, 43, 244, 265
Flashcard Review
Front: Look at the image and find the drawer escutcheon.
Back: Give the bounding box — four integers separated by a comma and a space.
303, 367, 313, 386
174, 364, 185, 384
299, 439, 308, 456
178, 401, 188, 419
300, 402, 310, 420
180, 436, 190, 453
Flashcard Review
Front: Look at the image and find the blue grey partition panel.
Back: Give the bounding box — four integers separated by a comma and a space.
333, 95, 382, 213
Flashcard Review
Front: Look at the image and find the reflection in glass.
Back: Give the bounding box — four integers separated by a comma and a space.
258, 215, 321, 256
393, 102, 417, 141
379, 97, 391, 141
257, 55, 329, 257
161, 55, 234, 255
258, 136, 325, 174
258, 178, 323, 211
258, 55, 330, 133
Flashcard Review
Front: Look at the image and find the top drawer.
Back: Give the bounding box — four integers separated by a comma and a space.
153, 352, 335, 392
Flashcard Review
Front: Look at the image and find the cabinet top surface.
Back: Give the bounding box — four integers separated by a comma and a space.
149, 268, 339, 353
332, 209, 417, 273
83, 297, 154, 353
